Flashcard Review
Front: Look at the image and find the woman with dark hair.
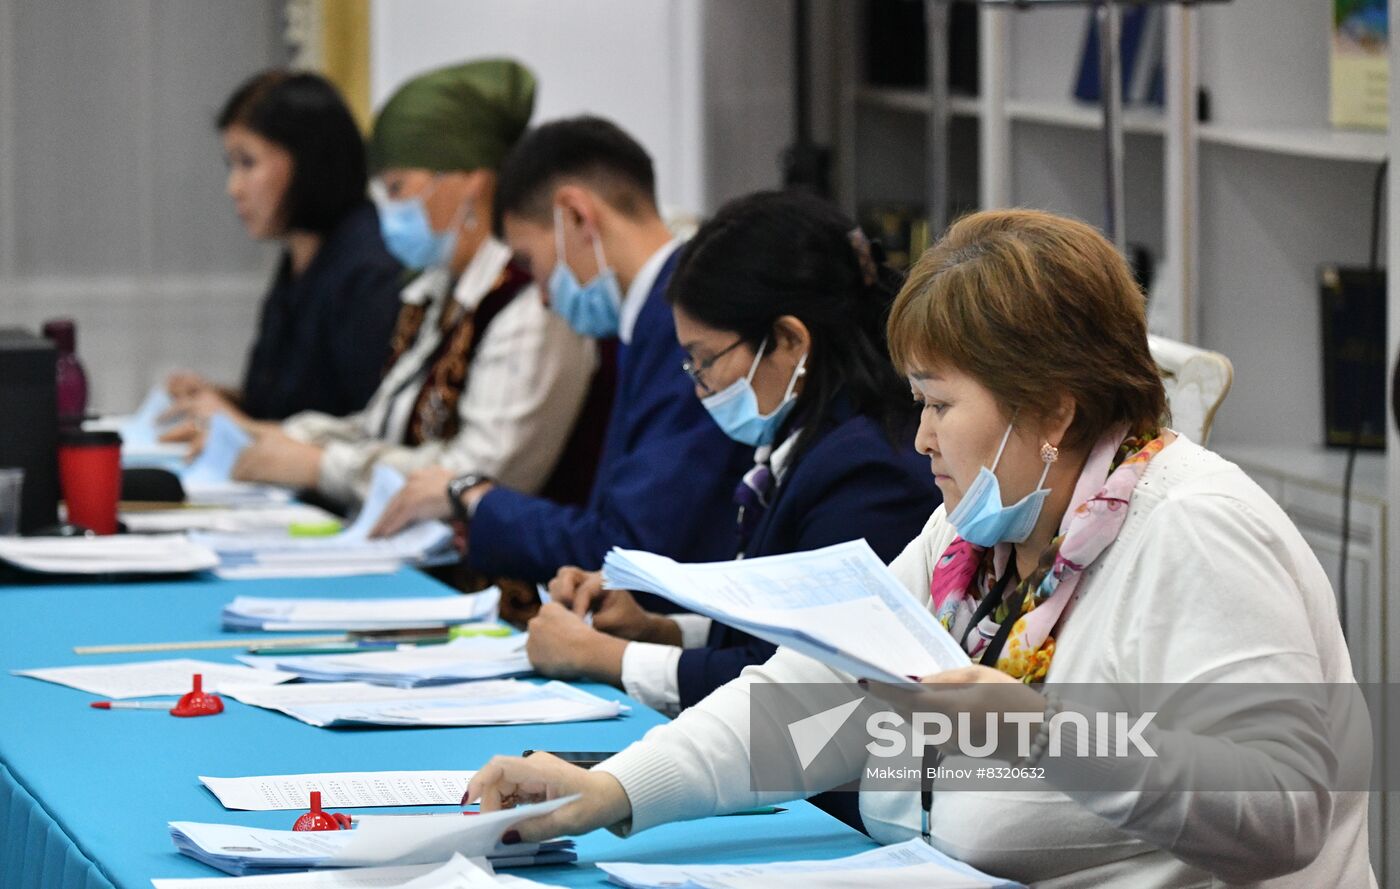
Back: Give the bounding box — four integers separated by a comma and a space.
524, 191, 941, 724
166, 69, 402, 422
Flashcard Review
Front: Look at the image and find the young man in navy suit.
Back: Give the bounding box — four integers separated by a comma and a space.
437, 116, 750, 584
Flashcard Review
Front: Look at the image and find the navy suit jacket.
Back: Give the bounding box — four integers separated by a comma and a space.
675, 410, 942, 710
242, 202, 403, 420
467, 249, 752, 583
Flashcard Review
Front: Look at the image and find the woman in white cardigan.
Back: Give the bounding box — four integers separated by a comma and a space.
466, 209, 1375, 887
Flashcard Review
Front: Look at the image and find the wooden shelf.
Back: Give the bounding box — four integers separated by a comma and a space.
856, 86, 980, 118
1004, 98, 1165, 135
1198, 123, 1388, 164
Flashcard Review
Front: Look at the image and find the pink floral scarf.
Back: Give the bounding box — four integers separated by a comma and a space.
929, 427, 1167, 682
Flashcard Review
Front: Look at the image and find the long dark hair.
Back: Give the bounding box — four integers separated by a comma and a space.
217, 70, 368, 235
668, 190, 914, 463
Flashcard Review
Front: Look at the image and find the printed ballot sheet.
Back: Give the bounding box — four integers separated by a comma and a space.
169, 796, 578, 873
220, 678, 624, 728
603, 540, 970, 684
151, 852, 561, 889
235, 636, 530, 687
13, 658, 296, 698
599, 839, 1024, 889
200, 771, 479, 811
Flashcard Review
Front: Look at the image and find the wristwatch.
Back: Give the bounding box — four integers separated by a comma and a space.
446, 473, 491, 525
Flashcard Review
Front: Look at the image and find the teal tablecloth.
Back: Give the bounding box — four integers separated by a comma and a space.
0, 570, 874, 888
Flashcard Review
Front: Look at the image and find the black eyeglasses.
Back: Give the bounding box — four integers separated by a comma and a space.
681, 337, 746, 395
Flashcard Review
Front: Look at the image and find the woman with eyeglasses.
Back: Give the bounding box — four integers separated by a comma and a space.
524, 192, 942, 794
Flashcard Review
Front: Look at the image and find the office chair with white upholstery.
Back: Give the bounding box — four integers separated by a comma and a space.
1146, 335, 1234, 445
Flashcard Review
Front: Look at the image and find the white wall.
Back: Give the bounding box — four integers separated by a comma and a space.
0, 0, 284, 413
369, 0, 707, 219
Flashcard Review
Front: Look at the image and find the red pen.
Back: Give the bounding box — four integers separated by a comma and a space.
90, 701, 172, 710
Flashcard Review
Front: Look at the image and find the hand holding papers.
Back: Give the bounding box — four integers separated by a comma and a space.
223, 590, 500, 632
13, 658, 294, 698
169, 796, 579, 875
200, 772, 479, 811
221, 679, 624, 728
238, 636, 530, 687
602, 540, 970, 684
599, 839, 1025, 889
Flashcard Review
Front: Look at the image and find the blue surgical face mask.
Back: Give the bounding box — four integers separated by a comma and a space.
376, 177, 468, 270
945, 420, 1052, 547
701, 335, 808, 447
548, 206, 622, 338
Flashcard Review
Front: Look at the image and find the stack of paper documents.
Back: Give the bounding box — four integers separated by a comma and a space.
122, 503, 339, 535
170, 796, 578, 875
192, 465, 454, 579
603, 540, 970, 685
13, 658, 295, 697
199, 771, 479, 811
152, 853, 562, 888
0, 534, 220, 575
222, 590, 499, 632
221, 679, 624, 728
237, 636, 530, 687
599, 839, 1025, 889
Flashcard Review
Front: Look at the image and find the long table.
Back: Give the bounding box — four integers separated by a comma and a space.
0, 569, 875, 888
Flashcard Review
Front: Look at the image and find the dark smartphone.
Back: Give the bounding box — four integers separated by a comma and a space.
521, 750, 617, 769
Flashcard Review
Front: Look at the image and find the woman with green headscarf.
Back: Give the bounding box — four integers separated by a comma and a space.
205, 59, 596, 511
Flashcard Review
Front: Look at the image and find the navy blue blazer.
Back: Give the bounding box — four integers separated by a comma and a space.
467, 248, 752, 583
242, 202, 403, 420
675, 410, 942, 710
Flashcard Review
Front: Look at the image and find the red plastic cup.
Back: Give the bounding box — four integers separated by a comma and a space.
58, 429, 122, 535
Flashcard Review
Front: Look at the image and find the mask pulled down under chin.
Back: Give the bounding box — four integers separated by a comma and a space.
944, 422, 1052, 547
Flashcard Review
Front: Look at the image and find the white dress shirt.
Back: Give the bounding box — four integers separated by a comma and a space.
283, 236, 596, 507
619, 433, 800, 715
618, 239, 682, 345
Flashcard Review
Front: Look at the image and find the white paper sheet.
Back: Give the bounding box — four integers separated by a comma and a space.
235, 636, 529, 687
599, 839, 1023, 889
121, 504, 338, 535
222, 590, 499, 632
219, 679, 623, 728
182, 413, 251, 485
150, 854, 560, 889
169, 796, 577, 873
602, 540, 970, 684
191, 466, 453, 579
13, 658, 296, 698
199, 771, 478, 811
0, 534, 220, 575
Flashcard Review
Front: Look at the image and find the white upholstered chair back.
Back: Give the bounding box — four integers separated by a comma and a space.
1146, 335, 1234, 445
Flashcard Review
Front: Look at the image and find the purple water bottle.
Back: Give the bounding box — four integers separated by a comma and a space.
42, 318, 89, 426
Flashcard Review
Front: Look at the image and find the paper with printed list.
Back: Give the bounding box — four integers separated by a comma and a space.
13, 658, 295, 699
150, 853, 562, 888
599, 838, 1024, 889
602, 540, 970, 685
199, 771, 479, 811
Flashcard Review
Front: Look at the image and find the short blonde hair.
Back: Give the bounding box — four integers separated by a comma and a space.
887, 209, 1167, 449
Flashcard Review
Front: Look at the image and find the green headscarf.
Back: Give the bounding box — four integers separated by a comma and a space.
369, 58, 536, 173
